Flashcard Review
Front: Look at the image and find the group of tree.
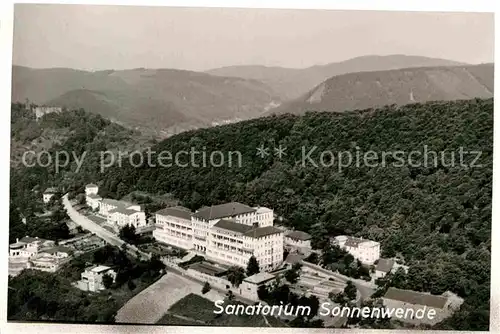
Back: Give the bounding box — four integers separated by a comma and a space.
8, 245, 165, 322
202, 282, 211, 294
118, 224, 139, 244
329, 280, 357, 306
257, 279, 322, 326
225, 256, 260, 288
304, 243, 371, 280
284, 262, 302, 284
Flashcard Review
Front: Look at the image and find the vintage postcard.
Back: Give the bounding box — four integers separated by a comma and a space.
5, 3, 495, 332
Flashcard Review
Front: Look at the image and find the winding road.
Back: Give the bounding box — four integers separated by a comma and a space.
62, 194, 149, 260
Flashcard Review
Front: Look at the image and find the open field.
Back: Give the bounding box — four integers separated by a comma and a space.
159, 293, 288, 327
115, 271, 223, 324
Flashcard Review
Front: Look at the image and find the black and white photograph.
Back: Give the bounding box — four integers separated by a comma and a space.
4, 3, 496, 332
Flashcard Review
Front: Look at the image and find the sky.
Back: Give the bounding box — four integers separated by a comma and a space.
12, 4, 494, 71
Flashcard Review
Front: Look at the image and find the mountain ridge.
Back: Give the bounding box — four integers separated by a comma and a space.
267, 63, 494, 116
11, 65, 281, 136
207, 54, 468, 99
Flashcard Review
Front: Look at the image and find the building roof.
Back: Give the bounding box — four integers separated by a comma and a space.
376, 258, 395, 273
44, 187, 58, 194
383, 288, 448, 309
19, 236, 42, 243
255, 207, 273, 214
42, 246, 73, 255
156, 206, 192, 220
101, 198, 132, 208
9, 242, 26, 249
109, 207, 141, 215
188, 262, 227, 276
86, 184, 98, 188
244, 272, 276, 284
286, 230, 312, 241
90, 265, 112, 273
193, 202, 256, 220
213, 219, 254, 234
284, 253, 306, 264
244, 226, 283, 239
334, 235, 378, 248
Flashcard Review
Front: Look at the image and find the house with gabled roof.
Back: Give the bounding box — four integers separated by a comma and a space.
382, 287, 464, 325
332, 235, 380, 265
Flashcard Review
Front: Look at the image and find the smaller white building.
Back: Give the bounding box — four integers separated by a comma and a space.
77, 265, 117, 292
85, 184, 99, 196
285, 230, 312, 249
86, 194, 102, 210
27, 246, 72, 273
85, 184, 101, 210
43, 187, 58, 203
108, 205, 147, 229
382, 288, 464, 325
9, 237, 55, 259
34, 106, 62, 120
239, 272, 277, 301
332, 235, 380, 265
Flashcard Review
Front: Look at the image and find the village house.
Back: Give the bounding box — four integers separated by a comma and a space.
9, 237, 55, 259
331, 235, 380, 265
84, 184, 147, 229
27, 246, 73, 273
43, 187, 58, 203
284, 230, 312, 252
184, 261, 231, 290
34, 106, 62, 120
382, 287, 464, 325
85, 184, 102, 210
85, 184, 99, 196
76, 265, 117, 292
239, 272, 277, 301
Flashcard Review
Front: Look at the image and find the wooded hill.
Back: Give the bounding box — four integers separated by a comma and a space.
98, 98, 492, 330
8, 98, 492, 329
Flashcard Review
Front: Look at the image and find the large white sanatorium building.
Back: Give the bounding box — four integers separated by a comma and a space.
332, 235, 380, 265
153, 202, 283, 271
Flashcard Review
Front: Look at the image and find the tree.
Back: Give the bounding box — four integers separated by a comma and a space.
227, 266, 245, 287
119, 224, 137, 244
344, 281, 357, 301
246, 256, 260, 276
226, 290, 235, 301
285, 262, 302, 284
148, 254, 166, 275
127, 279, 136, 291
102, 273, 113, 289
202, 282, 211, 294
257, 285, 269, 301
304, 252, 319, 265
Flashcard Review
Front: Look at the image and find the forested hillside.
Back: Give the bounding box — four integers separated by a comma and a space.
8, 99, 492, 330
12, 66, 280, 135
98, 98, 492, 330
9, 103, 154, 242
207, 55, 465, 100
269, 64, 493, 116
